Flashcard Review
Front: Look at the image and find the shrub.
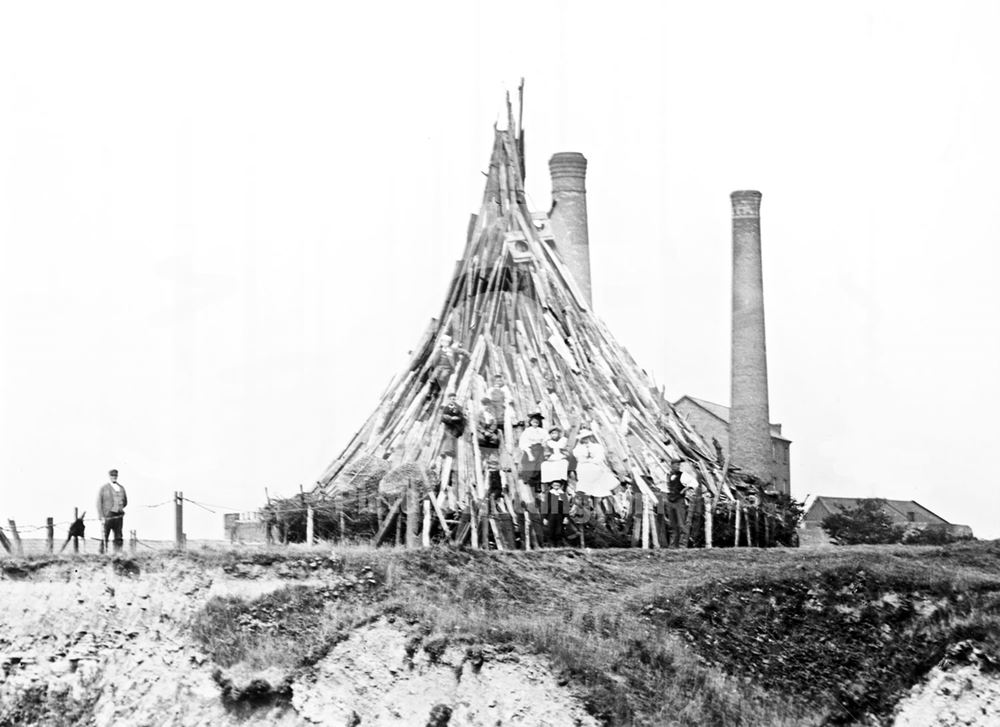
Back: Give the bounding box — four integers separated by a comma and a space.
821, 498, 905, 545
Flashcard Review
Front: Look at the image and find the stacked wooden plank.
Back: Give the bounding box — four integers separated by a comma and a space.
312, 116, 767, 548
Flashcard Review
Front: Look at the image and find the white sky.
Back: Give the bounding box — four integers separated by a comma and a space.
1, 1, 998, 542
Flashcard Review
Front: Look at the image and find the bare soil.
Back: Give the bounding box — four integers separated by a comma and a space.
1, 542, 999, 726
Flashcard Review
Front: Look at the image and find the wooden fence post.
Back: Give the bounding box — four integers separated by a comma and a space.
734, 500, 742, 547
73, 507, 80, 553
7, 520, 22, 557
704, 492, 714, 549
422, 499, 432, 547
405, 480, 421, 549
306, 506, 315, 545
174, 491, 185, 550
46, 518, 54, 554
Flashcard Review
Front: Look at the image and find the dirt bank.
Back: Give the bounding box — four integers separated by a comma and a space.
2, 543, 999, 726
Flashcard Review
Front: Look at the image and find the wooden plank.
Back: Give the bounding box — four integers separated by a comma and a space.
492, 513, 518, 550
430, 495, 453, 540
373, 498, 403, 547
452, 512, 472, 546
488, 517, 506, 550
422, 499, 432, 547
7, 520, 23, 557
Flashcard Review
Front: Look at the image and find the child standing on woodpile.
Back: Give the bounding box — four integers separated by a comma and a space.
428, 335, 468, 398
517, 411, 547, 492
488, 374, 509, 430
540, 426, 570, 546
440, 391, 466, 459
477, 396, 501, 450
573, 429, 619, 499
541, 426, 569, 490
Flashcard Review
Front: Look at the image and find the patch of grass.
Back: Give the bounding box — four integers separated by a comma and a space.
180, 540, 1000, 726
191, 577, 381, 669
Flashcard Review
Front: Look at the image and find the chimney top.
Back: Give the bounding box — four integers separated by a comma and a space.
731, 190, 762, 218
549, 152, 587, 193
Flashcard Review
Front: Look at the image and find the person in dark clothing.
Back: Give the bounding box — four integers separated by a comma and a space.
428, 335, 469, 398
517, 411, 547, 492
485, 452, 504, 500
542, 484, 567, 546
665, 459, 688, 548
440, 392, 466, 458
488, 374, 508, 430
477, 397, 501, 449
97, 468, 128, 553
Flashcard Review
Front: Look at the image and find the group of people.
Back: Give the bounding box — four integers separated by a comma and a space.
437, 372, 696, 548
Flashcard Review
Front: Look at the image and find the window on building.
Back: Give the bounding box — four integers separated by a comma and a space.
907, 512, 916, 522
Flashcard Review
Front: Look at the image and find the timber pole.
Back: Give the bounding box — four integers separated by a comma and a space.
7, 520, 22, 557
174, 491, 185, 550
46, 517, 54, 554
405, 480, 421, 549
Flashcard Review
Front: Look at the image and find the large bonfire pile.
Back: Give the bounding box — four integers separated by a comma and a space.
270, 100, 797, 549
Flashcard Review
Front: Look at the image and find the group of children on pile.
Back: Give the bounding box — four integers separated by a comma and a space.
435, 364, 695, 547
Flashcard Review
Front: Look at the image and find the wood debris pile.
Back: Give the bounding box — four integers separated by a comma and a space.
304, 101, 795, 549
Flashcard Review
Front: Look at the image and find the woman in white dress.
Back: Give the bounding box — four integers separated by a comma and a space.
541, 426, 569, 487
572, 429, 619, 498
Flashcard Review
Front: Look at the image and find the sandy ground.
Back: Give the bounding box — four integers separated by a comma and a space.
891, 643, 1000, 727
0, 556, 597, 726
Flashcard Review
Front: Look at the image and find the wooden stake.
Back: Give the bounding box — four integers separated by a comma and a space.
704, 492, 714, 549
523, 511, 531, 551
373, 499, 403, 546
73, 507, 79, 554
640, 499, 650, 550
174, 491, 185, 550
488, 517, 506, 550
648, 503, 660, 549
422, 499, 432, 547
480, 498, 490, 550
734, 500, 742, 547
395, 496, 404, 546
429, 495, 453, 540
406, 481, 421, 549
46, 518, 54, 554
306, 506, 315, 545
6, 520, 22, 557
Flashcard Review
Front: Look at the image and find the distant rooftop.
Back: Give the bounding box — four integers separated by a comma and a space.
675, 395, 789, 441
804, 496, 950, 525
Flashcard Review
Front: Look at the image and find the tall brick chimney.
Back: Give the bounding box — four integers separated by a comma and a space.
548, 152, 592, 307
729, 190, 772, 481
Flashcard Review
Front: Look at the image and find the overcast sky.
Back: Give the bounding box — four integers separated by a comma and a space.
2, 1, 997, 542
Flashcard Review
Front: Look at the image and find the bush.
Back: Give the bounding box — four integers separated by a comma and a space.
821, 498, 905, 545
902, 525, 970, 546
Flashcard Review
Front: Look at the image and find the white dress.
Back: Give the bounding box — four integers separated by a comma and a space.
573, 441, 619, 497
541, 436, 569, 483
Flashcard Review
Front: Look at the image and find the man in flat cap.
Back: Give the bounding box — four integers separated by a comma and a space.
97, 469, 128, 553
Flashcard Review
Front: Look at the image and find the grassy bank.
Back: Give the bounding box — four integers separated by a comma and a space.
181, 540, 1000, 725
